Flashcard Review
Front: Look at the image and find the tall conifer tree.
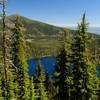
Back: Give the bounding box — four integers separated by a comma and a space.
72, 13, 99, 100
0, 60, 4, 100
29, 77, 35, 100
54, 29, 73, 100
34, 62, 48, 100
45, 73, 55, 100
0, 0, 15, 99
12, 16, 30, 100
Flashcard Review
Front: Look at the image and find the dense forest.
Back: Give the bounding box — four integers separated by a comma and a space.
0, 0, 100, 100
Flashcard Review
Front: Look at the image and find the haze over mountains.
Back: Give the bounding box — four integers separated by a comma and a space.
67, 26, 100, 35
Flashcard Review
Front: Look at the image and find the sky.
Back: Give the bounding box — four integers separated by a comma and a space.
7, 0, 100, 27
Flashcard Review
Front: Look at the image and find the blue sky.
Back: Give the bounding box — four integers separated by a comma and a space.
7, 0, 100, 27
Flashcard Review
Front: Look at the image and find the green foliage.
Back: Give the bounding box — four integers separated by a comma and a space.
0, 63, 4, 100
29, 77, 35, 100
34, 63, 48, 100
71, 13, 99, 100
12, 16, 30, 100
45, 73, 55, 100
27, 38, 61, 58
54, 29, 73, 100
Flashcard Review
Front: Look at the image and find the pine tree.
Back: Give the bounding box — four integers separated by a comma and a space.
97, 39, 100, 100
0, 60, 4, 100
89, 36, 100, 99
12, 16, 30, 100
53, 29, 73, 100
97, 57, 100, 99
29, 77, 35, 100
71, 13, 99, 100
89, 35, 100, 100
0, 24, 3, 99
0, 0, 15, 99
45, 73, 55, 100
34, 62, 48, 100
98, 77, 100, 100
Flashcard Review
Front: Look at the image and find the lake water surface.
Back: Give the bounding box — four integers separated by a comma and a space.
28, 56, 56, 76
28, 56, 100, 77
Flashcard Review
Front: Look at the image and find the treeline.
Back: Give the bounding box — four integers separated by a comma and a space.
0, 1, 100, 100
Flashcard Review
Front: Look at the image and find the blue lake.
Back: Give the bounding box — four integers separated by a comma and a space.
28, 56, 56, 76
28, 56, 100, 77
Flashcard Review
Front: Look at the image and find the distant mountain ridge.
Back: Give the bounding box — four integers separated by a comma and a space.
9, 15, 100, 38
0, 14, 100, 39
7, 15, 64, 38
